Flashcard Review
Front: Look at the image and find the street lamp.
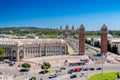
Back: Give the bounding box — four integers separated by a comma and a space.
85, 64, 89, 80
61, 49, 65, 67
101, 55, 105, 74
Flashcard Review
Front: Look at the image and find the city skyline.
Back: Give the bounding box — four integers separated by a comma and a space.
0, 0, 120, 30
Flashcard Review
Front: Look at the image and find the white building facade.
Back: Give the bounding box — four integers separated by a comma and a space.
0, 39, 66, 61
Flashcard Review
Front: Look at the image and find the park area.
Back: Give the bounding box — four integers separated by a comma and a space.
88, 72, 120, 80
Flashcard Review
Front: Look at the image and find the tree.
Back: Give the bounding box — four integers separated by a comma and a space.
94, 41, 100, 47
107, 41, 111, 52
22, 63, 31, 69
0, 48, 5, 60
111, 44, 118, 54
114, 44, 118, 54
41, 62, 51, 70
65, 51, 70, 55
85, 39, 90, 44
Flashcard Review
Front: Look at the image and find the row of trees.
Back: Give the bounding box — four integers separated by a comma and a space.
0, 27, 59, 36
0, 48, 5, 60
1, 27, 120, 37
94, 41, 100, 48
107, 42, 118, 54
21, 62, 51, 74
85, 39, 91, 45
22, 62, 51, 69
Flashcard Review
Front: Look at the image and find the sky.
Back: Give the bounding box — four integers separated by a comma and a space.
0, 0, 120, 30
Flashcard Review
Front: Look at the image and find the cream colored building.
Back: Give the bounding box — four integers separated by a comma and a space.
0, 38, 66, 61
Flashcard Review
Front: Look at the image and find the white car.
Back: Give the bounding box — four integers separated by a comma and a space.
80, 73, 84, 77
49, 74, 57, 78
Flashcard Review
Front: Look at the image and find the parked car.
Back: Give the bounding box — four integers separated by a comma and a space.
39, 70, 48, 74
89, 68, 94, 71
83, 68, 89, 71
60, 67, 66, 70
49, 74, 57, 78
68, 69, 74, 74
19, 69, 29, 72
96, 68, 102, 70
70, 74, 77, 79
80, 73, 84, 77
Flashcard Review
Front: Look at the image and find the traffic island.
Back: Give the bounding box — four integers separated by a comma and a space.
88, 72, 120, 80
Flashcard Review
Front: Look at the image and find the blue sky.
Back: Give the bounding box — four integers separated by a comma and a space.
0, 0, 120, 30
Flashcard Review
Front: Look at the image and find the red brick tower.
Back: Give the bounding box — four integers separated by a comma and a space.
101, 24, 108, 55
79, 24, 85, 55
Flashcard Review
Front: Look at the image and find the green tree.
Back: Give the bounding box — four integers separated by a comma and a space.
94, 41, 100, 47
41, 62, 51, 70
0, 48, 5, 60
65, 51, 70, 55
107, 41, 111, 52
22, 63, 31, 69
114, 44, 118, 54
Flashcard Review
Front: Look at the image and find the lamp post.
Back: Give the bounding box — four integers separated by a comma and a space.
61, 49, 64, 67
85, 64, 88, 80
101, 55, 105, 74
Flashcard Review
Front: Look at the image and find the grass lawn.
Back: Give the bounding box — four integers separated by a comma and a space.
88, 72, 120, 80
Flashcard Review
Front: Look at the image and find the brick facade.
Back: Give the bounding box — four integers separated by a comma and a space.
101, 24, 108, 54
79, 24, 85, 54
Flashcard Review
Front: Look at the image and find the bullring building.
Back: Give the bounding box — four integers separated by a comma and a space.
0, 38, 66, 61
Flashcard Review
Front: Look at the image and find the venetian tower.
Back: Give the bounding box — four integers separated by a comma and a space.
101, 24, 108, 55
79, 24, 85, 55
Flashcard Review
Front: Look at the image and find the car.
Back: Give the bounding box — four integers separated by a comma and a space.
74, 68, 81, 72
49, 74, 57, 78
70, 74, 77, 78
80, 73, 84, 77
96, 68, 102, 70
4, 59, 10, 63
68, 69, 74, 74
60, 67, 66, 70
39, 70, 48, 74
18, 64, 22, 67
29, 77, 36, 80
56, 70, 61, 75
56, 70, 61, 73
9, 63, 14, 66
0, 72, 3, 75
83, 68, 89, 71
89, 68, 94, 71
94, 53, 103, 56
19, 69, 29, 72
